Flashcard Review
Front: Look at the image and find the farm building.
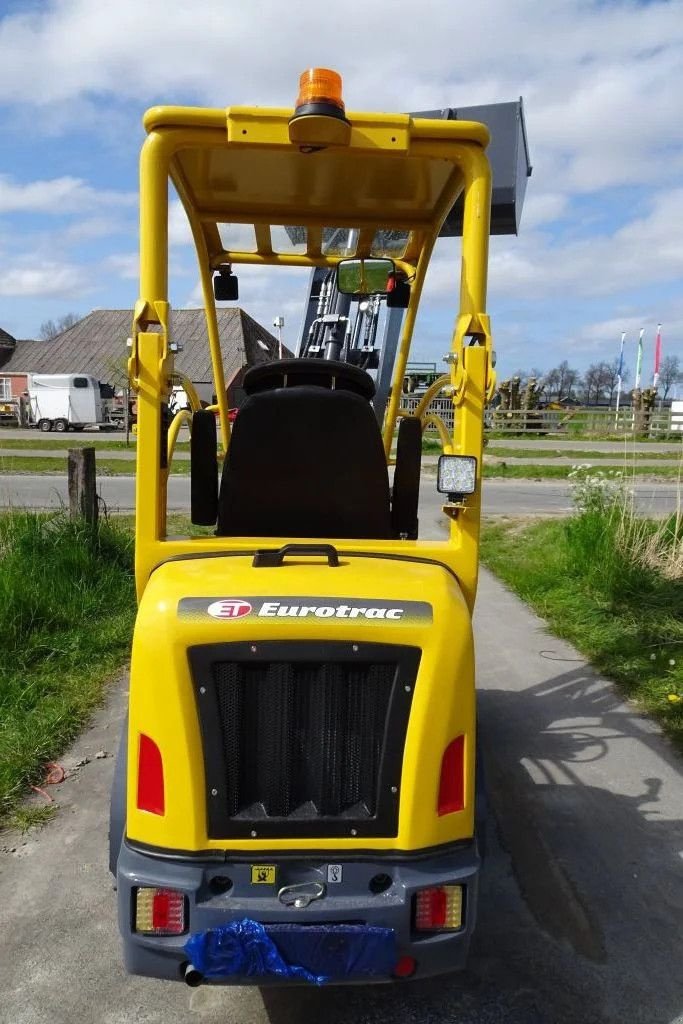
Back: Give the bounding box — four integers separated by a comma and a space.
0, 308, 288, 411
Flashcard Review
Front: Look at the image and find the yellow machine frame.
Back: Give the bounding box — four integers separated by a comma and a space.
128, 104, 494, 614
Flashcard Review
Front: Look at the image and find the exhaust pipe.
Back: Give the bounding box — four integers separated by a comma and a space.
184, 963, 204, 987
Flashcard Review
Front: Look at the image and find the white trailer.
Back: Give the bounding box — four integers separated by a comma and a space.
27, 373, 104, 432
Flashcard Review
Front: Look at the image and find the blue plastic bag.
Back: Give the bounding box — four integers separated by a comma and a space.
184, 919, 396, 984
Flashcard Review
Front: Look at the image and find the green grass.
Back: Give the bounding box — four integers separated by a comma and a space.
0, 437, 189, 452
481, 513, 683, 751
0, 455, 190, 476
486, 430, 683, 443
3, 454, 681, 481
486, 446, 682, 461
483, 463, 683, 480
0, 511, 135, 821
10, 804, 57, 833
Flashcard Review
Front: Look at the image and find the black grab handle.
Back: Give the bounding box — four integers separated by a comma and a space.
253, 543, 340, 568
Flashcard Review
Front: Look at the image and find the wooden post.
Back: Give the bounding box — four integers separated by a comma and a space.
68, 447, 98, 525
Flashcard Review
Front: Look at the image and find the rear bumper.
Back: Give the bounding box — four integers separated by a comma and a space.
117, 839, 480, 985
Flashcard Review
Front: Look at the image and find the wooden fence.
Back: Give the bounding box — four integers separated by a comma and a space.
399, 396, 682, 438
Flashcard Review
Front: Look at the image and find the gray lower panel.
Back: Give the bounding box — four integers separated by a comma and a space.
117, 840, 480, 985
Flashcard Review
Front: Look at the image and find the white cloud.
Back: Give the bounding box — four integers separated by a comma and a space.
1, 0, 681, 192
169, 200, 193, 247
521, 192, 569, 229
0, 175, 134, 215
0, 260, 89, 298
486, 187, 683, 301
1, 0, 682, 365
106, 253, 138, 280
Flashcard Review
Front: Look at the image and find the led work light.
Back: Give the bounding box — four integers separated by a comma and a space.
436, 455, 477, 497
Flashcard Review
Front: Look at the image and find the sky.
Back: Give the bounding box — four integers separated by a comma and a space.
0, 0, 681, 383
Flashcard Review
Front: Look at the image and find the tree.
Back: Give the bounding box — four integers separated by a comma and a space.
554, 359, 580, 401
39, 312, 81, 340
659, 355, 681, 400
581, 361, 612, 405
579, 360, 625, 406
603, 357, 630, 405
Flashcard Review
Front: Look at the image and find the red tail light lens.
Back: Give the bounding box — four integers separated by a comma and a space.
414, 885, 463, 931
135, 887, 186, 935
438, 734, 465, 815
137, 733, 164, 815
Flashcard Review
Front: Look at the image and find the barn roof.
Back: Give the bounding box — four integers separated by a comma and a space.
0, 308, 287, 383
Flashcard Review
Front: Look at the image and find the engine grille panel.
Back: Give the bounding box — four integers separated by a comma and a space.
189, 642, 420, 839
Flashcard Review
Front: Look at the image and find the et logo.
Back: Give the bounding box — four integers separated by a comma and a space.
207, 599, 252, 620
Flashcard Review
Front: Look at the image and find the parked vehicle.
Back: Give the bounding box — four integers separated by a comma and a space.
27, 373, 118, 431
111, 67, 518, 988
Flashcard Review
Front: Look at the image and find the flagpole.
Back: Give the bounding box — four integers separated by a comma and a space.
635, 328, 644, 388
653, 323, 662, 390
615, 331, 626, 426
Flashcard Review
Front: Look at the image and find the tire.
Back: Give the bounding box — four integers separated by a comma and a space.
475, 736, 488, 864
54, 418, 68, 433
109, 716, 128, 877
38, 419, 52, 432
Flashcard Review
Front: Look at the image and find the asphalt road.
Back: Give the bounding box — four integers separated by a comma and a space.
1, 472, 681, 517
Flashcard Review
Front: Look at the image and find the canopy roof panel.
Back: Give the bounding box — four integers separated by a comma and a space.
144, 105, 490, 270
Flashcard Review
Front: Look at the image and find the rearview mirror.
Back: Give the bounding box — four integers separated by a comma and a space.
336, 257, 395, 295
213, 267, 239, 301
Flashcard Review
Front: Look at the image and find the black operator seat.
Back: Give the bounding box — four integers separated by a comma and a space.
216, 359, 393, 539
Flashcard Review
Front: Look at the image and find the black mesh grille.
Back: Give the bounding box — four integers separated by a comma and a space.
190, 641, 419, 839
213, 660, 395, 821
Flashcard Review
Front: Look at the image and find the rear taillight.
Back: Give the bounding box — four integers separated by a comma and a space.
414, 885, 463, 931
137, 733, 165, 815
393, 954, 417, 978
437, 734, 465, 815
135, 887, 186, 935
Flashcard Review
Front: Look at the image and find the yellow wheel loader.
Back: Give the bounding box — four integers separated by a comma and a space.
111, 68, 526, 986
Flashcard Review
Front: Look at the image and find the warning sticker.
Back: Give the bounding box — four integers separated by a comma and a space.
251, 865, 277, 885
327, 864, 343, 884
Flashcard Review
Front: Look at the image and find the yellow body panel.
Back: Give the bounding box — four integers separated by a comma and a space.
127, 554, 475, 853
126, 85, 494, 861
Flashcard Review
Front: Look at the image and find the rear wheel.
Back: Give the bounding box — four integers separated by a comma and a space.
54, 418, 68, 432
38, 418, 52, 432
109, 716, 128, 877
475, 736, 488, 864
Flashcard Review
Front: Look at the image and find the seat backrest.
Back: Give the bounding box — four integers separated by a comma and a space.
216, 384, 392, 539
